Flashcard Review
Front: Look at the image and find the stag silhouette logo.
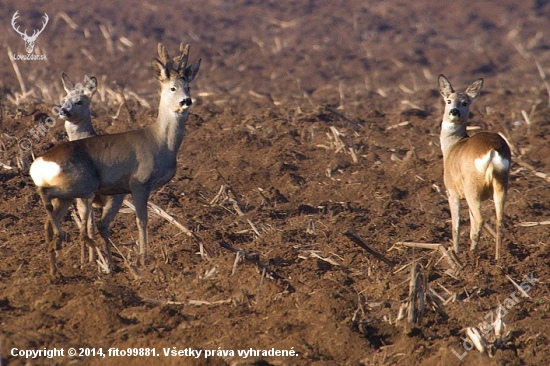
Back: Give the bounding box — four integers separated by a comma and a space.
11, 11, 49, 54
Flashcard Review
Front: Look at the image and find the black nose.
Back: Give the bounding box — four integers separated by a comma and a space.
450, 108, 460, 117
180, 98, 192, 107
60, 108, 71, 118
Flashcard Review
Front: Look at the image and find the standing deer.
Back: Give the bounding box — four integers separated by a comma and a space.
59, 73, 125, 268
11, 11, 49, 54
30, 43, 200, 276
438, 74, 511, 260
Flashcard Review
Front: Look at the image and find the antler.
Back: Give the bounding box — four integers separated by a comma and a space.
174, 43, 190, 72
30, 13, 49, 40
157, 43, 174, 70
11, 11, 49, 40
11, 11, 28, 38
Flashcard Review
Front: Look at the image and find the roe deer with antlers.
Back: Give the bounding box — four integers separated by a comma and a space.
438, 74, 511, 260
59, 73, 125, 268
30, 43, 200, 276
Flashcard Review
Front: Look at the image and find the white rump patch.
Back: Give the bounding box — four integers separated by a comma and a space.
492, 152, 510, 172
474, 151, 510, 173
30, 157, 61, 187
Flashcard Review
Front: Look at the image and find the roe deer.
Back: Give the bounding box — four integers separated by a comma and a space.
59, 73, 125, 267
438, 74, 511, 260
30, 43, 200, 276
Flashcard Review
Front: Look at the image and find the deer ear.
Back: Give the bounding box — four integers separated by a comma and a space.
83, 76, 97, 98
465, 78, 483, 100
152, 59, 169, 82
438, 74, 454, 98
185, 58, 201, 82
61, 72, 75, 93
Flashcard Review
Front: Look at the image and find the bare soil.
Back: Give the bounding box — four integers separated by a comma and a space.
1, 1, 550, 365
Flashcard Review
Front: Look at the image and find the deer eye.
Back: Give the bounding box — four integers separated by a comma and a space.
446, 100, 451, 104
462, 101, 468, 107
170, 87, 176, 92
76, 101, 82, 105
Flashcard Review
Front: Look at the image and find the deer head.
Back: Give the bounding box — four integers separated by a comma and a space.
11, 11, 49, 54
59, 73, 98, 124
152, 43, 201, 114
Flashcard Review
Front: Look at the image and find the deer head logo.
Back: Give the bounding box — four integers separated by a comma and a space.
11, 11, 49, 54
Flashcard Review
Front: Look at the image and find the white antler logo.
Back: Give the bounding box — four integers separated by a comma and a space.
11, 11, 49, 54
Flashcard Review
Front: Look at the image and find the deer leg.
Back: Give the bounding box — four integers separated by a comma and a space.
97, 194, 125, 269
44, 200, 56, 276
493, 186, 507, 261
76, 197, 96, 263
131, 188, 150, 266
447, 192, 461, 253
44, 211, 54, 244
87, 206, 95, 262
44, 198, 72, 276
466, 195, 484, 252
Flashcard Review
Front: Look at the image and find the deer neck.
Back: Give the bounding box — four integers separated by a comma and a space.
154, 107, 189, 153
65, 118, 97, 141
440, 120, 468, 159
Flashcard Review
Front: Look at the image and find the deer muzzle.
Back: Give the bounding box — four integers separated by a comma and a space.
59, 108, 71, 119
180, 98, 192, 107
449, 108, 460, 118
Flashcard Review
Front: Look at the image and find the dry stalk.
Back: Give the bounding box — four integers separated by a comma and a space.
7, 47, 26, 95
219, 241, 284, 280
438, 245, 462, 275
386, 121, 410, 131
188, 298, 233, 306
142, 297, 233, 307
535, 60, 550, 107
427, 287, 448, 319
210, 184, 245, 216
126, 91, 150, 108
109, 239, 139, 280
407, 262, 424, 324
231, 250, 244, 276
505, 274, 531, 299
148, 201, 193, 236
324, 105, 361, 130
521, 110, 531, 135
306, 219, 315, 234
399, 84, 414, 94
81, 48, 100, 65
123, 199, 212, 259
396, 302, 408, 323
269, 18, 300, 29
247, 219, 261, 237
329, 126, 346, 152
393, 242, 441, 250
119, 37, 134, 48
487, 108, 519, 156
516, 220, 550, 227
514, 158, 550, 183
338, 81, 345, 108
99, 23, 115, 55
0, 162, 14, 170
200, 266, 218, 280
58, 11, 78, 30
343, 229, 395, 267
95, 247, 111, 274
299, 250, 340, 266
